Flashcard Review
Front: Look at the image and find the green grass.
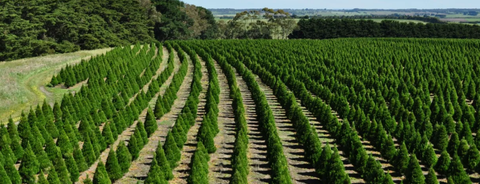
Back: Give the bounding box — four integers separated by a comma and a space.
0, 48, 111, 124
361, 19, 427, 24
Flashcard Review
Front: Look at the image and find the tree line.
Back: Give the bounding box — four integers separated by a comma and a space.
289, 18, 480, 39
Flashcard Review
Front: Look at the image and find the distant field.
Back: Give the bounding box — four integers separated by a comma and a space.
0, 48, 110, 123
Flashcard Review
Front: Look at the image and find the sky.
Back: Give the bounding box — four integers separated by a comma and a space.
181, 0, 480, 9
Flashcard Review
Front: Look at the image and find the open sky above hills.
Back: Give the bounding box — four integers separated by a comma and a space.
182, 0, 480, 9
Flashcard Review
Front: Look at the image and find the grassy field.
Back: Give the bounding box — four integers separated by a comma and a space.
0, 48, 110, 124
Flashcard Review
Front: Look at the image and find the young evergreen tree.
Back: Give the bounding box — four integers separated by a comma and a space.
404, 155, 425, 184
93, 162, 111, 184
457, 139, 470, 158
4, 156, 21, 184
10, 135, 23, 161
155, 143, 173, 180
116, 141, 132, 173
423, 144, 437, 168
425, 168, 438, 184
145, 108, 158, 137
74, 148, 88, 172
449, 155, 471, 184
47, 167, 61, 184
65, 153, 80, 183
435, 124, 449, 151
137, 121, 148, 144
317, 144, 332, 179
83, 136, 97, 165
145, 156, 168, 184
38, 171, 48, 184
102, 123, 114, 146
163, 131, 181, 168
364, 155, 386, 183
447, 132, 460, 156
394, 142, 410, 174
128, 133, 140, 160
0, 163, 12, 184
464, 144, 480, 172
105, 149, 122, 181
326, 146, 350, 184
18, 143, 39, 184
435, 150, 450, 175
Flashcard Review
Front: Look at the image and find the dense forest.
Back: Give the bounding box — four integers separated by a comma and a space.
289, 18, 480, 39
0, 0, 217, 61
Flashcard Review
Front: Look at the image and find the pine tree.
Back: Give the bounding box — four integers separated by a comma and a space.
404, 155, 425, 184
163, 131, 181, 168
317, 144, 332, 179
18, 143, 39, 184
457, 139, 469, 158
105, 149, 122, 181
45, 136, 59, 160
116, 141, 132, 173
155, 143, 173, 180
198, 119, 216, 153
435, 150, 450, 175
187, 142, 209, 184
83, 176, 93, 184
435, 124, 449, 151
0, 163, 12, 184
57, 128, 73, 155
394, 142, 410, 174
449, 155, 471, 184
364, 155, 385, 183
423, 144, 437, 168
464, 144, 480, 172
4, 156, 21, 184
425, 168, 438, 184
46, 118, 59, 139
326, 146, 350, 184
65, 153, 80, 182
145, 156, 168, 184
54, 154, 72, 184
145, 108, 158, 137
9, 135, 23, 161
93, 162, 111, 184
137, 121, 148, 144
128, 133, 140, 160
47, 167, 61, 184
74, 148, 88, 172
38, 171, 48, 184
447, 132, 460, 156
83, 136, 97, 165
102, 123, 114, 146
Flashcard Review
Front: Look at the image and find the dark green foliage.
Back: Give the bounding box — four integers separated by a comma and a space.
105, 149, 122, 181
394, 142, 410, 174
464, 144, 480, 172
116, 141, 132, 174
65, 153, 80, 183
435, 150, 450, 175
0, 163, 12, 184
47, 168, 61, 184
404, 155, 425, 184
425, 168, 438, 184
0, 0, 154, 62
18, 143, 39, 184
127, 133, 140, 160
74, 148, 88, 172
449, 155, 471, 184
102, 123, 114, 146
93, 162, 111, 184
144, 156, 168, 184
447, 132, 460, 156
187, 142, 209, 184
38, 171, 48, 184
83, 136, 97, 165
152, 0, 193, 41
163, 131, 181, 168
326, 147, 350, 184
364, 155, 386, 183
4, 156, 21, 184
155, 143, 173, 180
144, 108, 158, 137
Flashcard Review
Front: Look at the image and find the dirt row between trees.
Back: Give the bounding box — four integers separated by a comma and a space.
115, 49, 194, 184
207, 61, 236, 184
234, 68, 271, 184
254, 76, 321, 183
170, 55, 210, 184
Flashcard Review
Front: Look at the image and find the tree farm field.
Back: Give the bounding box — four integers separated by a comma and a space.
0, 48, 110, 124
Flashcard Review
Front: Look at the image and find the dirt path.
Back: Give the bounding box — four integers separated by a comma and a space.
207, 61, 235, 184
77, 46, 172, 183
115, 49, 194, 184
170, 56, 209, 184
254, 76, 320, 184
234, 68, 271, 184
